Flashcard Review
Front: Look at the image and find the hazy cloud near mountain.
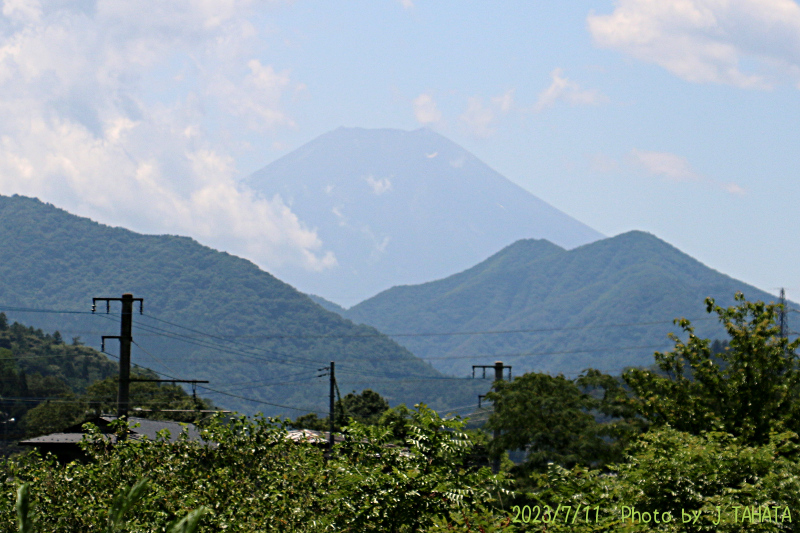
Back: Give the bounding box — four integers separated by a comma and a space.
627, 149, 746, 195
533, 69, 604, 112
0, 0, 336, 272
588, 0, 800, 88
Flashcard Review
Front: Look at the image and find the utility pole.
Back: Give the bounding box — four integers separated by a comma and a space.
93, 293, 143, 420
472, 360, 512, 473
329, 361, 335, 454
780, 288, 788, 345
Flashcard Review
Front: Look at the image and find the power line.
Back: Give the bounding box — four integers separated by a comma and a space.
422, 343, 676, 361
0, 306, 95, 315
131, 320, 324, 370
138, 313, 719, 340
195, 384, 325, 415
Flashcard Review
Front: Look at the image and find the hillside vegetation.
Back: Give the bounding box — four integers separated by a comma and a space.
3, 296, 800, 532
0, 313, 215, 448
344, 231, 787, 377
0, 195, 485, 416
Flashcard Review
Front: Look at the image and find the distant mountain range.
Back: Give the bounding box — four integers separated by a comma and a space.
246, 127, 603, 307
337, 231, 788, 377
0, 195, 486, 416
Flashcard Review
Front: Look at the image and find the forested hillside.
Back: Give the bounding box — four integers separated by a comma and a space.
344, 231, 790, 377
0, 313, 215, 451
0, 195, 485, 417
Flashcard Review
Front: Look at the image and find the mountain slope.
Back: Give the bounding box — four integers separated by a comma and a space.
0, 195, 485, 416
246, 127, 603, 307
344, 231, 786, 377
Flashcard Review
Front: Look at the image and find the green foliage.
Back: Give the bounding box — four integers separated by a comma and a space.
22, 396, 87, 438
0, 405, 511, 532
14, 478, 207, 533
0, 315, 121, 447
84, 374, 216, 423
333, 404, 506, 532
340, 388, 390, 424
483, 370, 642, 474
344, 231, 784, 378
624, 292, 800, 443
485, 373, 603, 471
106, 477, 150, 532
525, 427, 800, 532
0, 195, 466, 416
0, 313, 218, 443
289, 388, 390, 431
15, 484, 31, 533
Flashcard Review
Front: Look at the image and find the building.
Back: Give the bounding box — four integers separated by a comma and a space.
19, 415, 204, 463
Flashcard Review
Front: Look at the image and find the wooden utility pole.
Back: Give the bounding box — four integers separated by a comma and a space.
118, 293, 133, 419
329, 361, 335, 454
93, 293, 143, 420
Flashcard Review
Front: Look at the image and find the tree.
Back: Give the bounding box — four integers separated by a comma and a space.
623, 292, 800, 444
341, 388, 389, 424
289, 389, 390, 431
84, 374, 216, 423
23, 395, 88, 437
333, 404, 505, 532
484, 372, 624, 472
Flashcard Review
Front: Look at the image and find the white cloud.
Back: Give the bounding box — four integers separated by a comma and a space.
628, 148, 745, 195
0, 0, 334, 273
588, 0, 800, 88
460, 97, 496, 138
398, 0, 414, 9
629, 149, 701, 182
3, 0, 42, 23
365, 175, 392, 195
491, 88, 515, 112
459, 89, 515, 138
412, 93, 442, 125
723, 182, 746, 196
534, 68, 605, 112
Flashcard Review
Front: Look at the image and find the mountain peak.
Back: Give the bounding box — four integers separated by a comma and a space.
345, 230, 779, 377
247, 127, 603, 307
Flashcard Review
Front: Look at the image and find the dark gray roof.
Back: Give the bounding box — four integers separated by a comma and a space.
20, 416, 205, 446
19, 433, 86, 445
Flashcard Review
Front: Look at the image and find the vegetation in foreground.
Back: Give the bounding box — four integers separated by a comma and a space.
1, 293, 799, 532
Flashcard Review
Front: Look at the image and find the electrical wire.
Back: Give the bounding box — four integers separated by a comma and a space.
422, 343, 677, 361
0, 306, 95, 315
139, 312, 719, 340
195, 384, 325, 415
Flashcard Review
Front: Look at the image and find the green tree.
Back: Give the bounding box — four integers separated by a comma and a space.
84, 374, 216, 423
333, 404, 506, 532
529, 427, 800, 533
23, 395, 88, 437
623, 292, 800, 443
341, 388, 389, 424
484, 372, 628, 473
290, 389, 390, 431
0, 407, 512, 532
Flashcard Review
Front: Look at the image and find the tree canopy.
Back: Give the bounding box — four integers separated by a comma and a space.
623, 292, 800, 443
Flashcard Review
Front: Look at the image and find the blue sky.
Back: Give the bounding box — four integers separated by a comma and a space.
0, 0, 798, 303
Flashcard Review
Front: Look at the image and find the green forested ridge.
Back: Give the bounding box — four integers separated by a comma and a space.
0, 313, 216, 444
345, 231, 790, 377
0, 195, 485, 416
